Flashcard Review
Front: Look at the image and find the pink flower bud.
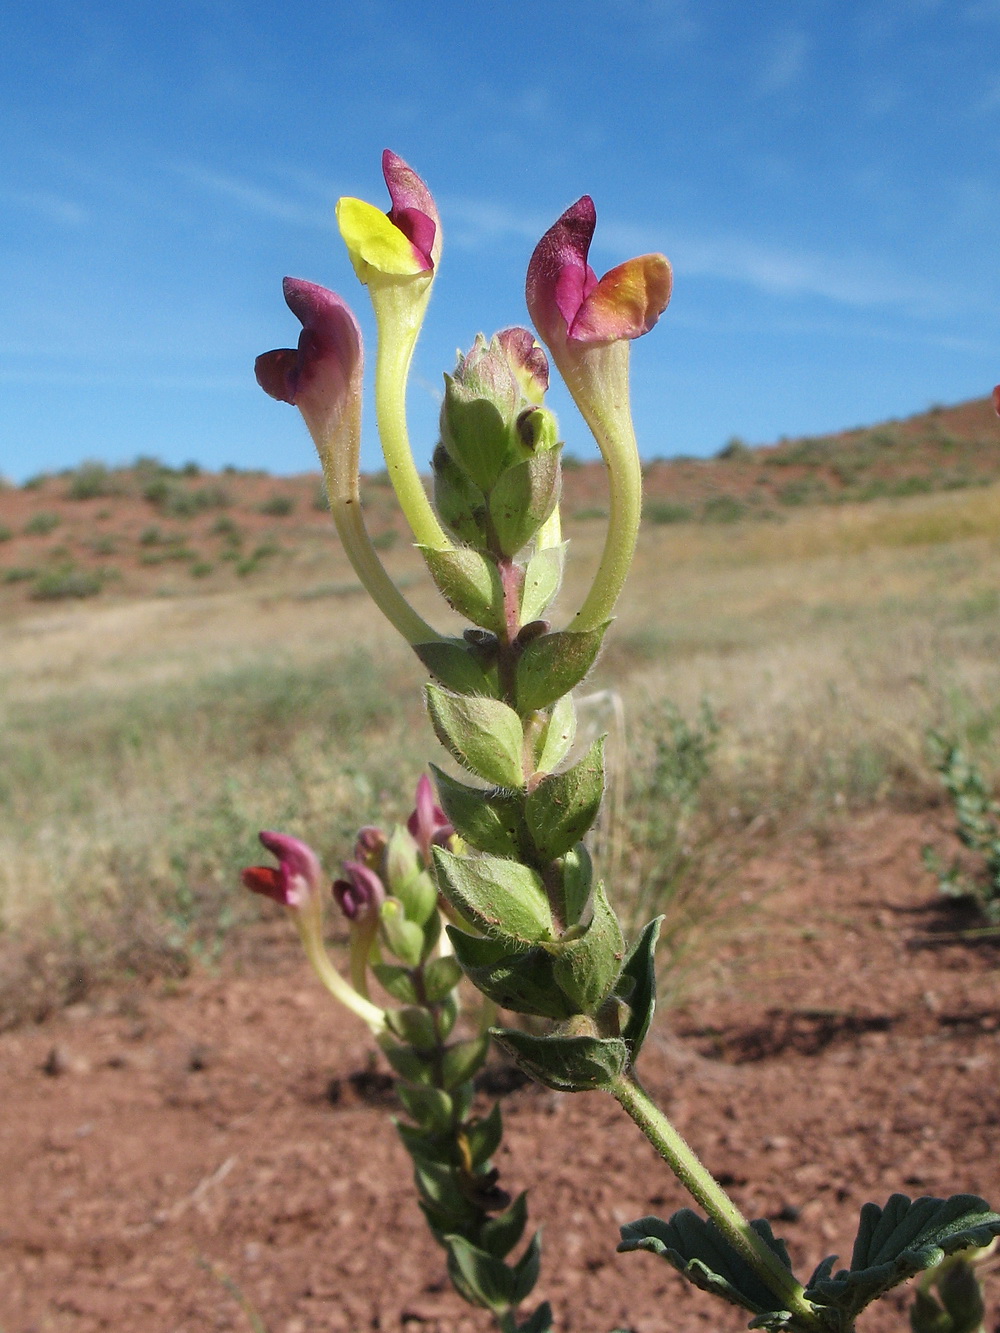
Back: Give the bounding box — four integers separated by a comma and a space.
242, 831, 323, 911
354, 825, 388, 869
407, 774, 454, 865
333, 861, 386, 922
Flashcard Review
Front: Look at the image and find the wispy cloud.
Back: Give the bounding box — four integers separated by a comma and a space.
755, 28, 810, 96
172, 163, 335, 229
1, 188, 88, 227
435, 192, 942, 312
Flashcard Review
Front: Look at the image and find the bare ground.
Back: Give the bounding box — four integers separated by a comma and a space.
2, 809, 999, 1333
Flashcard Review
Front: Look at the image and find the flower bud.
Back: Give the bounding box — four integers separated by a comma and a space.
407, 774, 454, 866
333, 860, 386, 922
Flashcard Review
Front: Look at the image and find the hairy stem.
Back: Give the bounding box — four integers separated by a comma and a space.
611, 1073, 818, 1325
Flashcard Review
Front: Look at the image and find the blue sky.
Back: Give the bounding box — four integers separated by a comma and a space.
2, 0, 999, 483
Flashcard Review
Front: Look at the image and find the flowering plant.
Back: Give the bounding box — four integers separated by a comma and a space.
252, 152, 1000, 1332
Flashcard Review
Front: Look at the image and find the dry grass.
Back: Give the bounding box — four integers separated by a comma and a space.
4, 479, 1000, 1024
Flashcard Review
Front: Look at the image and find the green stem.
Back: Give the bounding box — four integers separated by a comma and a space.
295, 916, 386, 1035
611, 1072, 817, 1325
328, 496, 441, 645
561, 344, 642, 633
370, 281, 452, 553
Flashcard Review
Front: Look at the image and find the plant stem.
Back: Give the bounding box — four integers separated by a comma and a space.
611, 1072, 817, 1325
370, 282, 452, 553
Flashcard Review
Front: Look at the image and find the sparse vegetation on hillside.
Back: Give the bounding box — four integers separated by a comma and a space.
2, 397, 1000, 1022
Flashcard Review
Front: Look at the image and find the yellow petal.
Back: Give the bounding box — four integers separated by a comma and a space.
336, 197, 426, 278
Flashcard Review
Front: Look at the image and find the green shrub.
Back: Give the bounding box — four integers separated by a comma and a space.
701, 495, 746, 523
716, 436, 753, 461
31, 565, 105, 600
573, 506, 608, 520
371, 529, 398, 550
0, 525, 12, 542
258, 493, 296, 517
645, 501, 693, 525
24, 511, 61, 536
2, 567, 36, 584
65, 461, 121, 501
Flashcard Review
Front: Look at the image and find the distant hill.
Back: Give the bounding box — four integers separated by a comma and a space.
2, 398, 999, 602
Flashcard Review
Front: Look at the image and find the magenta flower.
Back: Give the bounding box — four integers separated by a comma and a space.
333, 861, 387, 922
526, 196, 671, 357
255, 278, 363, 461
242, 830, 323, 910
407, 774, 454, 866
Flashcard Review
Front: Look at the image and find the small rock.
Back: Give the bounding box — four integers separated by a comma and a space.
187, 1043, 214, 1072
42, 1045, 90, 1076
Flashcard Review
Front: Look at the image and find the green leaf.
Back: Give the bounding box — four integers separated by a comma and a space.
371, 962, 418, 1005
445, 1234, 515, 1312
805, 1194, 1000, 1321
549, 881, 625, 1015
526, 736, 605, 861
616, 916, 664, 1062
488, 451, 561, 557
560, 843, 594, 928
463, 1102, 503, 1169
420, 546, 505, 632
492, 1027, 628, 1092
432, 443, 489, 548
413, 638, 500, 697
395, 1120, 444, 1165
516, 626, 606, 715
432, 765, 526, 859
533, 694, 577, 774
422, 954, 464, 1003
518, 1300, 554, 1333
618, 1211, 798, 1325
379, 899, 425, 966
511, 1231, 542, 1304
396, 1083, 453, 1134
480, 1192, 529, 1259
426, 686, 525, 788
448, 930, 579, 1020
440, 1035, 491, 1091
440, 379, 517, 493
386, 1005, 438, 1051
434, 849, 555, 946
415, 1159, 480, 1230
521, 543, 566, 624
378, 1036, 433, 1085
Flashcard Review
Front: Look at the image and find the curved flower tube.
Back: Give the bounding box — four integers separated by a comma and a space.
243, 831, 385, 1033
336, 151, 451, 554
526, 197, 671, 631
255, 277, 440, 646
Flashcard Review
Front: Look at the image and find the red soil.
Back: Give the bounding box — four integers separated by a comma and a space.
2, 810, 999, 1333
